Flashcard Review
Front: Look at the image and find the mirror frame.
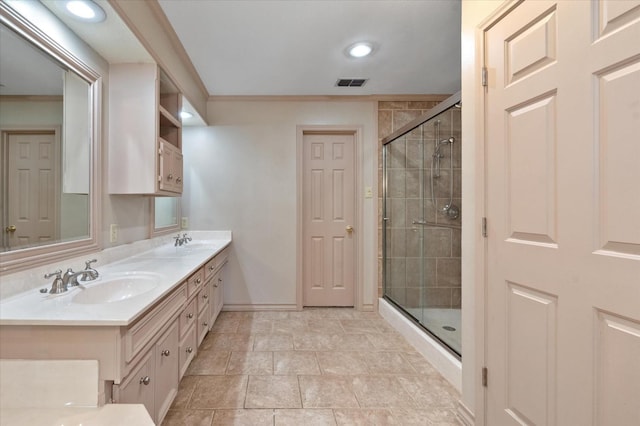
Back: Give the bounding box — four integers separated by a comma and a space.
0, 3, 101, 274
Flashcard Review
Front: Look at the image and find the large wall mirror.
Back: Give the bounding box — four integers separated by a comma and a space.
0, 4, 100, 273
151, 197, 182, 236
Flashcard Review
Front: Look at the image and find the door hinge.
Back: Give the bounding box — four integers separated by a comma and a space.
481, 67, 488, 87
482, 217, 488, 238
482, 367, 488, 387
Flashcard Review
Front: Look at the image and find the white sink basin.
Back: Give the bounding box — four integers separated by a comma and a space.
71, 272, 162, 304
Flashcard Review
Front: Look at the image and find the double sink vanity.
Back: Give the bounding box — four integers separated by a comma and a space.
0, 231, 231, 425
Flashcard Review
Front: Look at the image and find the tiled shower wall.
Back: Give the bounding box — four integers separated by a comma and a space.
378, 99, 461, 309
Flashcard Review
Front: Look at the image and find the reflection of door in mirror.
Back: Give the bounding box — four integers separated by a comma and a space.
5, 130, 60, 250
0, 19, 90, 252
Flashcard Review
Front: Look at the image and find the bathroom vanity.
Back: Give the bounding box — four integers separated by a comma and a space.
0, 233, 231, 425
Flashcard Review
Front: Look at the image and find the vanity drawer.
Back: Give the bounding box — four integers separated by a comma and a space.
179, 327, 197, 379
204, 247, 229, 280
187, 269, 204, 297
197, 284, 209, 314
125, 284, 187, 363
179, 298, 197, 338
197, 306, 209, 346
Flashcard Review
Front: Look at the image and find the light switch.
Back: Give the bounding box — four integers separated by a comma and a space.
181, 217, 189, 229
365, 187, 373, 198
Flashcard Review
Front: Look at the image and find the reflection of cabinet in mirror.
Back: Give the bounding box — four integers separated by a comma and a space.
108, 64, 182, 196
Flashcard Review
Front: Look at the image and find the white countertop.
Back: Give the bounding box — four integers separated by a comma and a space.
0, 404, 154, 426
0, 237, 231, 326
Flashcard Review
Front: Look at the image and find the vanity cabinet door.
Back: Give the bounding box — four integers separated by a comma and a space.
179, 326, 197, 380
197, 304, 209, 346
114, 350, 155, 420
211, 271, 224, 325
154, 320, 179, 425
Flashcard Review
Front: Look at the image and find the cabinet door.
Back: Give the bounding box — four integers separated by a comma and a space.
179, 326, 197, 380
212, 272, 224, 322
154, 320, 179, 425
158, 140, 183, 193
197, 304, 210, 346
115, 350, 155, 420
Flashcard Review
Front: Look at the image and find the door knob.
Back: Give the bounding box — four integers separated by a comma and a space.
346, 225, 353, 234
5, 225, 16, 233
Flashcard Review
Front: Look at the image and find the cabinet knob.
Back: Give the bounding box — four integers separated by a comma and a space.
139, 376, 151, 386
202, 294, 208, 299
196, 278, 201, 284
187, 313, 194, 319
186, 347, 193, 354
203, 322, 208, 327
214, 283, 218, 288
161, 349, 171, 357
167, 173, 173, 181
176, 177, 182, 183
209, 265, 214, 271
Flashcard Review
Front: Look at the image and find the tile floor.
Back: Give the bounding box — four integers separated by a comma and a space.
162, 308, 461, 426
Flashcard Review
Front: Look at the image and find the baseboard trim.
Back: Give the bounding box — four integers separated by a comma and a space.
457, 400, 475, 425
378, 298, 462, 392
361, 303, 375, 312
222, 304, 298, 311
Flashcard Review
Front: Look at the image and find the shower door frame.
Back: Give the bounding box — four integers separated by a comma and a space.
382, 91, 462, 358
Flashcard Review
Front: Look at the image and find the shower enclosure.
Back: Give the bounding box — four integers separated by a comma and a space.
382, 93, 462, 357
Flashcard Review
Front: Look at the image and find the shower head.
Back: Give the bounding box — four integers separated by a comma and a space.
437, 137, 455, 146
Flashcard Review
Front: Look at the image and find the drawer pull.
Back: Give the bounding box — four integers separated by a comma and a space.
203, 294, 208, 300
196, 278, 201, 284
161, 349, 171, 357
187, 313, 194, 319
167, 173, 173, 181
139, 376, 151, 386
186, 347, 193, 354
209, 265, 214, 271
203, 322, 208, 328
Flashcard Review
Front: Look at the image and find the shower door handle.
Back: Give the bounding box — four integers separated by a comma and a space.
412, 220, 427, 225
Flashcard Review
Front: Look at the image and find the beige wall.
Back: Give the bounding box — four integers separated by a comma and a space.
182, 100, 378, 308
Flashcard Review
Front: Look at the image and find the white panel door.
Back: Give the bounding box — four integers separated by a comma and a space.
303, 132, 356, 306
6, 131, 59, 249
485, 1, 640, 425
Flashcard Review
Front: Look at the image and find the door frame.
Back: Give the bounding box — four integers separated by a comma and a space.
296, 125, 364, 310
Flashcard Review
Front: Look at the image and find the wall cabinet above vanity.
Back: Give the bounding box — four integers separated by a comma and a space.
108, 63, 183, 196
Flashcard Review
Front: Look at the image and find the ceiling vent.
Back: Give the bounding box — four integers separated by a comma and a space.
336, 78, 368, 87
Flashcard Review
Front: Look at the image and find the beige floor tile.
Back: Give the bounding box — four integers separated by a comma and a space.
212, 409, 274, 425
315, 351, 369, 375
201, 333, 255, 351
217, 311, 253, 319
170, 375, 198, 409
189, 375, 248, 409
226, 351, 273, 375
211, 317, 240, 333
401, 352, 440, 376
333, 408, 396, 425
274, 408, 337, 425
253, 333, 294, 351
298, 375, 359, 408
273, 319, 308, 333
361, 351, 418, 374
365, 333, 415, 351
351, 376, 418, 408
391, 408, 459, 425
306, 319, 345, 333
245, 375, 302, 408
252, 311, 290, 320
293, 333, 339, 351
161, 408, 214, 426
339, 319, 383, 334
186, 350, 230, 376
396, 376, 459, 408
334, 334, 375, 350
274, 351, 321, 375
236, 318, 273, 333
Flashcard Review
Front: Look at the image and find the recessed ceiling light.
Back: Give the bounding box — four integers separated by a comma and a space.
347, 42, 374, 58
64, 0, 106, 23
180, 111, 193, 120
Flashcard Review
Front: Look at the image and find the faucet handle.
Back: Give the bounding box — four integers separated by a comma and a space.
84, 259, 98, 269
44, 269, 62, 279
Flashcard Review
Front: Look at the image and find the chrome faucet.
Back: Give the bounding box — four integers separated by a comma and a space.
80, 259, 99, 281
174, 233, 192, 247
44, 270, 65, 294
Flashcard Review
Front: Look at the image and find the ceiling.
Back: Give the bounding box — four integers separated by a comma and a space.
157, 0, 461, 97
